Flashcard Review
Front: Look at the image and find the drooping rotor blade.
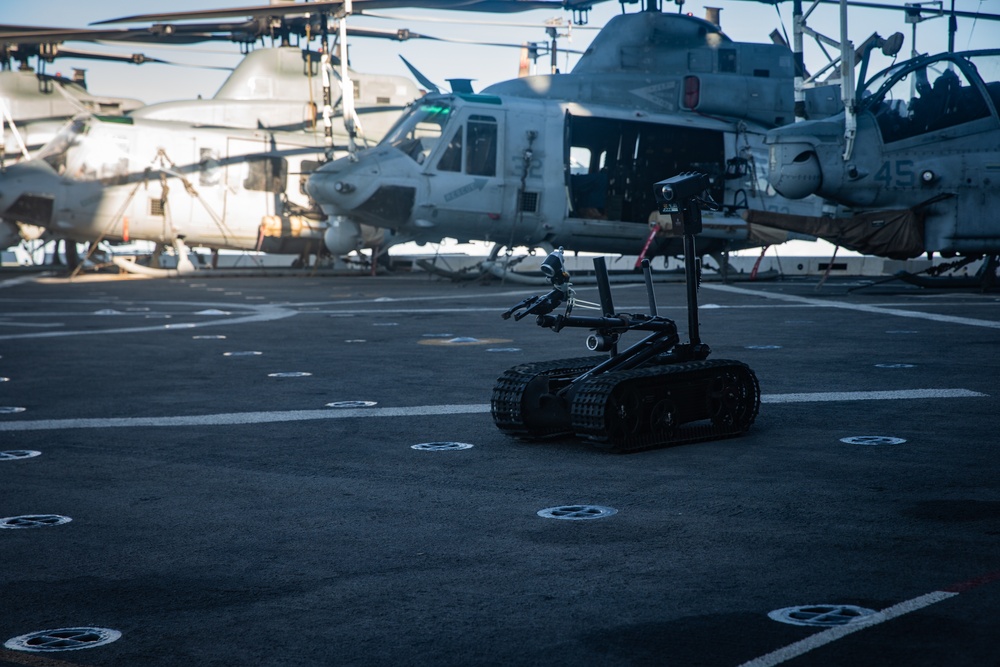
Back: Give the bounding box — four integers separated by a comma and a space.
0, 25, 238, 47
743, 0, 1000, 22
356, 10, 601, 28
398, 55, 440, 93
93, 0, 610, 26
53, 47, 234, 70
92, 2, 347, 25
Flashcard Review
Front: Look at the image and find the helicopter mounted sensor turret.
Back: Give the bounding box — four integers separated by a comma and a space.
306, 5, 840, 266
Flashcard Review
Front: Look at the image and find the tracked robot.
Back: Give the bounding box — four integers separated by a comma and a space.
491, 173, 760, 452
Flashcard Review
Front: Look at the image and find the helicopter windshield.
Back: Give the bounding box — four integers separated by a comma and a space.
34, 115, 90, 174
861, 52, 1000, 144
381, 99, 454, 164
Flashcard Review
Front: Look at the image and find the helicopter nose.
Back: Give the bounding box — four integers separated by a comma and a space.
306, 155, 381, 216
767, 141, 822, 200
0, 160, 60, 227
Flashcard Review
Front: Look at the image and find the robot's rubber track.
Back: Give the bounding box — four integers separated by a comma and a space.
571, 359, 760, 452
491, 356, 600, 439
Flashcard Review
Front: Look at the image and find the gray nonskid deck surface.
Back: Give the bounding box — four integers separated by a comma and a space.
1, 273, 998, 666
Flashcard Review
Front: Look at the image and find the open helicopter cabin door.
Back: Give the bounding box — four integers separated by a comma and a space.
565, 113, 724, 227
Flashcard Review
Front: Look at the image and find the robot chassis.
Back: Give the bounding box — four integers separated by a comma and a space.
491, 173, 760, 452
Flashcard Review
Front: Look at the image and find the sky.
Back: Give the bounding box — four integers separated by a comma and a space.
4, 0, 997, 105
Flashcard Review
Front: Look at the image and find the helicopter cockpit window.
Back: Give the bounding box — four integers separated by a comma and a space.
382, 100, 452, 164
865, 57, 991, 144
35, 116, 89, 174
437, 125, 463, 172
243, 155, 287, 193
465, 115, 497, 177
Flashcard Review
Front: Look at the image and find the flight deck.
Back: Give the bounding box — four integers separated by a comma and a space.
1, 270, 998, 666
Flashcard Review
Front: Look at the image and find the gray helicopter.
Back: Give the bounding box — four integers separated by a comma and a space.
748, 0, 1000, 287
306, 1, 845, 272
1, 0, 599, 270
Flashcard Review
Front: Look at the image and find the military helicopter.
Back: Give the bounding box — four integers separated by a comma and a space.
305, 0, 851, 275
748, 0, 1000, 288
1, 0, 597, 271
0, 24, 197, 162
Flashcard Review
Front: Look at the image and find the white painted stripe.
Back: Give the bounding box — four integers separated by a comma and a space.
0, 305, 297, 341
703, 284, 1000, 329
0, 404, 494, 431
0, 388, 986, 431
738, 590, 958, 667
0, 274, 53, 289
762, 388, 986, 403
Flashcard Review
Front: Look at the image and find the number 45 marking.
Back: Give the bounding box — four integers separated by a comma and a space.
874, 159, 915, 188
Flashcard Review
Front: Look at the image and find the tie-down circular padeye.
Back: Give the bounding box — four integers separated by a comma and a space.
537, 505, 618, 520
325, 400, 377, 408
4, 627, 122, 652
411, 442, 474, 451
0, 450, 42, 461
768, 604, 881, 627
0, 514, 72, 529
840, 435, 907, 446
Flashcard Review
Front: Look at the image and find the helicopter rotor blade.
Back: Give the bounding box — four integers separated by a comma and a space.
355, 10, 601, 29
53, 47, 235, 70
92, 0, 609, 26
398, 55, 440, 93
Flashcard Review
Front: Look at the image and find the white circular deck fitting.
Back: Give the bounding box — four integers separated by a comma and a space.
93, 309, 122, 315
0, 514, 72, 529
486, 348, 522, 353
326, 401, 378, 408
411, 442, 474, 451
0, 407, 26, 414
840, 436, 907, 446
4, 627, 121, 653
875, 363, 916, 369
267, 372, 313, 378
193, 335, 227, 340
537, 505, 618, 520
745, 345, 783, 350
768, 605, 881, 627
0, 450, 41, 461
223, 351, 263, 357
0, 377, 8, 382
